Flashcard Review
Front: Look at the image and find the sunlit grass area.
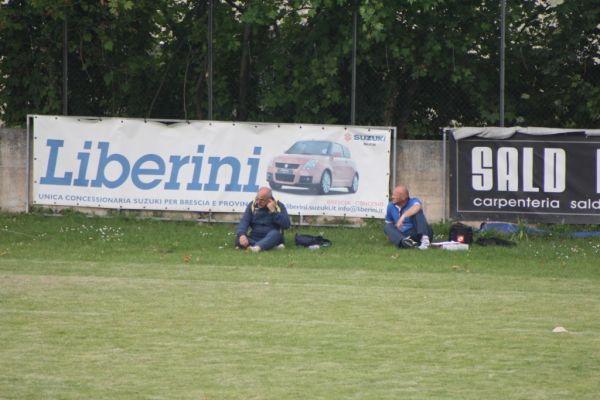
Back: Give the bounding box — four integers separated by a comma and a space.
1, 212, 599, 399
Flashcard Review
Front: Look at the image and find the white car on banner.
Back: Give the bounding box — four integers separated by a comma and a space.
266, 140, 359, 195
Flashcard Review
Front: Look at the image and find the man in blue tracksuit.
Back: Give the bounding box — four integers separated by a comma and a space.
384, 185, 433, 250
235, 187, 291, 252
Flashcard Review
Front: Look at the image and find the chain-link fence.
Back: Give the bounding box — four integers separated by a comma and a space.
1, 1, 599, 138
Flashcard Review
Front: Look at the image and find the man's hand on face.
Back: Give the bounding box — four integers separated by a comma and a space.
266, 199, 277, 213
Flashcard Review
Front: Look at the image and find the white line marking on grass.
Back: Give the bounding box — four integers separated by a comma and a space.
0, 309, 105, 316
234, 317, 345, 326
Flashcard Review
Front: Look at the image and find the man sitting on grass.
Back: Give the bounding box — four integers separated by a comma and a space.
384, 185, 433, 250
235, 187, 291, 253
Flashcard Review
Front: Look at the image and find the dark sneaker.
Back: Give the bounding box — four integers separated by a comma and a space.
401, 237, 418, 248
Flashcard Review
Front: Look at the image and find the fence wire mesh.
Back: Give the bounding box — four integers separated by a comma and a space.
1, 1, 599, 138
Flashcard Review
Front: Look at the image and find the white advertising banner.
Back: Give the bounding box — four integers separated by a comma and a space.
32, 116, 391, 218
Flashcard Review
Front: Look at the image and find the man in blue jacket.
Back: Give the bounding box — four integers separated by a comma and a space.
384, 185, 433, 250
235, 187, 291, 252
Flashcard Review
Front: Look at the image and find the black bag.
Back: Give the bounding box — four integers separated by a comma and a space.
294, 234, 332, 247
449, 222, 473, 244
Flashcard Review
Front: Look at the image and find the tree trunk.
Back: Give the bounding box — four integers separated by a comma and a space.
193, 70, 204, 120
395, 79, 419, 139
383, 75, 418, 139
383, 76, 400, 129
238, 23, 252, 121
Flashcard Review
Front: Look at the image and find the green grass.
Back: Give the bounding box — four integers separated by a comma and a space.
1, 212, 600, 399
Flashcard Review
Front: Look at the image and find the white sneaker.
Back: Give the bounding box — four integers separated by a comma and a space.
275, 243, 285, 250
418, 235, 430, 250
247, 245, 261, 253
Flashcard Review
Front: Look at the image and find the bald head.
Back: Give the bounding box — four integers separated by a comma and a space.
391, 185, 409, 206
255, 187, 273, 208
257, 187, 272, 199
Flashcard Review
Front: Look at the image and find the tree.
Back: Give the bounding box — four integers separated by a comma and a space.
506, 0, 600, 127
1, 0, 598, 134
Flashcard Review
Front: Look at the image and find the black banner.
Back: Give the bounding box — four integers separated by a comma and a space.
449, 133, 600, 223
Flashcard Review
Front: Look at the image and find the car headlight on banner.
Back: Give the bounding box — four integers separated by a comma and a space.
302, 159, 318, 170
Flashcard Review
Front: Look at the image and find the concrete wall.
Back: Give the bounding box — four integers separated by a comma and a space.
0, 128, 448, 222
395, 140, 446, 223
0, 128, 29, 212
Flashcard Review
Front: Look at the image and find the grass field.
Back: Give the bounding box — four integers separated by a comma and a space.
1, 212, 600, 399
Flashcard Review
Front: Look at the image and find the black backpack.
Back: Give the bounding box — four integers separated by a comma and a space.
449, 222, 474, 244
294, 234, 332, 247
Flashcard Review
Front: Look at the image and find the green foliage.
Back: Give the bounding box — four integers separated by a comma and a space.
510, 221, 530, 242
0, 0, 599, 135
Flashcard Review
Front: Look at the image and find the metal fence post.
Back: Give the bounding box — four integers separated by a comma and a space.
442, 127, 447, 222
208, 0, 214, 120
63, 16, 68, 116
350, 0, 358, 125
499, 0, 506, 127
